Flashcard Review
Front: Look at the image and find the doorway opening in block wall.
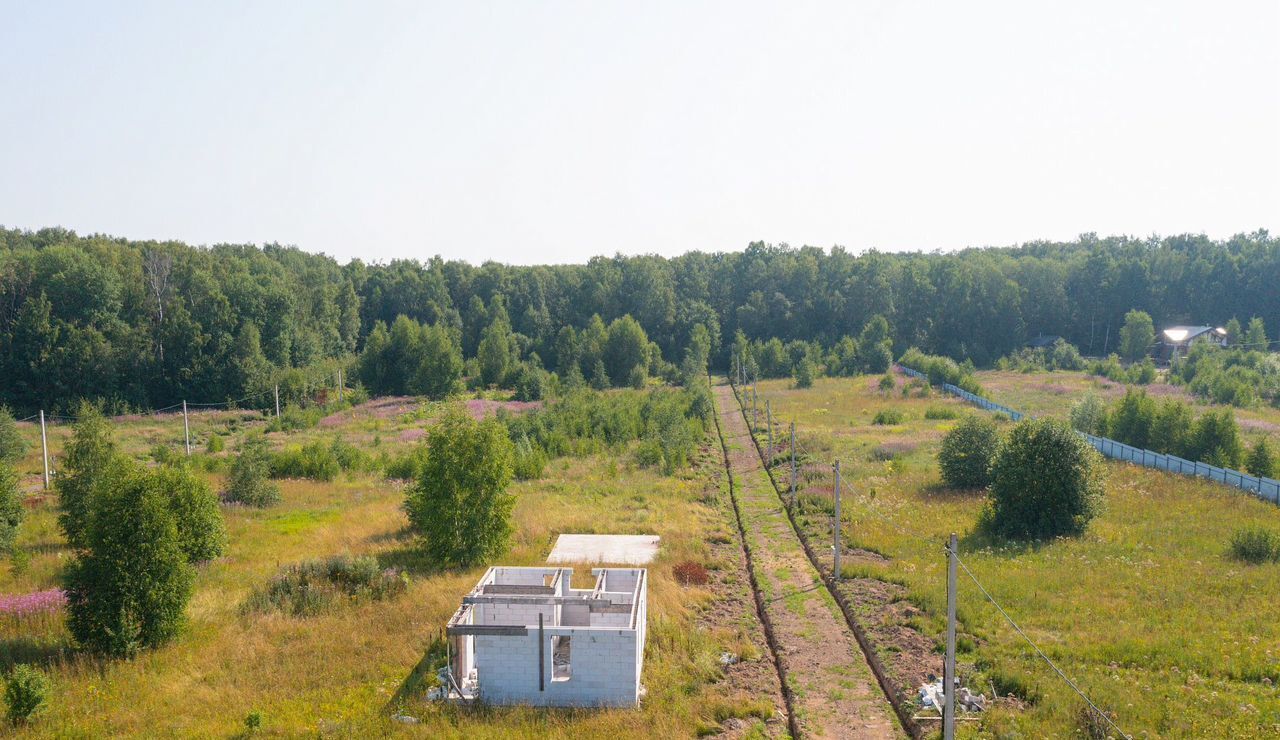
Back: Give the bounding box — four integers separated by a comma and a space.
551, 636, 571, 681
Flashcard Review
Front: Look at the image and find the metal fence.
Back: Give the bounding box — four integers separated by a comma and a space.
897, 364, 1280, 506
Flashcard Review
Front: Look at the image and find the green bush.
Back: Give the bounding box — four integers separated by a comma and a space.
64, 459, 195, 657
1069, 393, 1108, 436
270, 441, 339, 481
983, 418, 1105, 540
0, 462, 22, 554
938, 415, 1000, 489
243, 554, 408, 617
872, 408, 905, 425
405, 411, 515, 567
1229, 527, 1280, 564
1148, 399, 1194, 459
384, 445, 429, 480
1129, 358, 1157, 385
878, 373, 895, 392
1108, 389, 1155, 449
5, 664, 50, 725
223, 436, 281, 508
152, 465, 227, 564
1188, 409, 1244, 469
924, 405, 960, 420
1247, 439, 1275, 479
898, 348, 986, 396
0, 407, 29, 465
512, 435, 547, 480
55, 402, 117, 550
205, 434, 225, 454
794, 359, 815, 389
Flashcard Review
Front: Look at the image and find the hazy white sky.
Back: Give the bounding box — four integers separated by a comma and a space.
2, 1, 1277, 264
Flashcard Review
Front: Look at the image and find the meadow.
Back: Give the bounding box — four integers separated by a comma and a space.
749, 374, 1280, 738
2, 395, 781, 737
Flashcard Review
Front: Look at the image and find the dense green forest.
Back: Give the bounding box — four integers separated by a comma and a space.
2, 226, 1277, 412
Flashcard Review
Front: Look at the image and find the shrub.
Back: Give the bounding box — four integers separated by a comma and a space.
1129, 358, 1157, 385
1148, 399, 1194, 458
872, 408, 905, 425
1187, 409, 1244, 469
405, 411, 515, 566
938, 415, 1000, 489
0, 462, 22, 554
5, 664, 50, 725
270, 441, 340, 481
878, 373, 896, 392
55, 402, 116, 550
983, 418, 1105, 540
244, 711, 263, 733
511, 435, 547, 480
1246, 439, 1275, 479
205, 434, 225, 454
924, 405, 960, 420
672, 561, 709, 586
152, 465, 226, 564
64, 459, 195, 657
794, 359, 815, 389
243, 555, 408, 617
223, 436, 281, 507
1069, 393, 1108, 435
1108, 389, 1155, 449
1229, 527, 1280, 564
0, 407, 28, 465
384, 445, 429, 480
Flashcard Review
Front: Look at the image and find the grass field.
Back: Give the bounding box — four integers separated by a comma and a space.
2, 398, 779, 738
749, 375, 1280, 738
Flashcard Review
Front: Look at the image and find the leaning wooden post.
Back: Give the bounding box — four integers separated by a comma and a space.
944, 532, 958, 740
833, 460, 842, 580
182, 400, 191, 457
789, 422, 797, 504
40, 410, 50, 490
766, 400, 773, 459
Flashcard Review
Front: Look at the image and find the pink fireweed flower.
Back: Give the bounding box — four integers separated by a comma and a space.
0, 589, 67, 617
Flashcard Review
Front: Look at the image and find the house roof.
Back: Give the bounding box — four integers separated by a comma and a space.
1025, 335, 1062, 348
1161, 326, 1226, 343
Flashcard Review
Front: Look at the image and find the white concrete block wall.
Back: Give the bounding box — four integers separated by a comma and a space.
474, 628, 641, 707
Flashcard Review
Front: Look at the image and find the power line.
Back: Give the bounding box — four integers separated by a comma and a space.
951, 550, 1132, 740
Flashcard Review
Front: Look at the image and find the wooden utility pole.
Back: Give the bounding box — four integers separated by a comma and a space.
337, 368, 343, 403
183, 401, 191, 457
766, 400, 772, 459
39, 410, 49, 490
833, 461, 842, 579
944, 532, 958, 740
274, 384, 281, 417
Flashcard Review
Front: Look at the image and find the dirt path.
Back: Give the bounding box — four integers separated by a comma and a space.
713, 383, 901, 740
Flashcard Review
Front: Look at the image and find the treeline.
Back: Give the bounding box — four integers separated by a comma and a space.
3, 226, 1279, 411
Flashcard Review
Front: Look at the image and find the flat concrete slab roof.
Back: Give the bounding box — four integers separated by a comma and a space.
547, 534, 660, 565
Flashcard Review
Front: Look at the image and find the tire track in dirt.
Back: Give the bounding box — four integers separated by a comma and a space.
712, 382, 900, 739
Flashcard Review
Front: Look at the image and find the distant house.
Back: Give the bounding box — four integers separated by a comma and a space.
1025, 335, 1062, 349
1159, 325, 1228, 362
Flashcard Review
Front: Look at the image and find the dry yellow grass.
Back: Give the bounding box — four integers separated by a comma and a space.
2, 408, 764, 738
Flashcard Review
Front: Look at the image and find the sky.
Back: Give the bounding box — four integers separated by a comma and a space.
1, 1, 1277, 265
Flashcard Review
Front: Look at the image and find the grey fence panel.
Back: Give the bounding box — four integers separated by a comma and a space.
898, 363, 1280, 507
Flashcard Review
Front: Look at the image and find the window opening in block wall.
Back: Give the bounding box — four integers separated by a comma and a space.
551, 636, 571, 681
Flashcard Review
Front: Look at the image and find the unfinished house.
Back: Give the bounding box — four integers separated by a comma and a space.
444, 566, 648, 707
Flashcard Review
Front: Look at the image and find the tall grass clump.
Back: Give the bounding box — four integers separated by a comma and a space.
243, 555, 408, 617
1228, 527, 1280, 564
872, 408, 905, 425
